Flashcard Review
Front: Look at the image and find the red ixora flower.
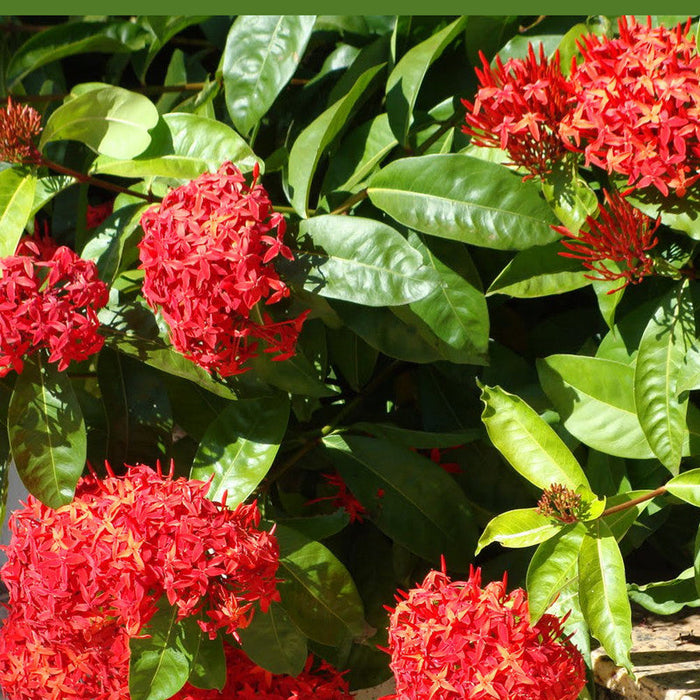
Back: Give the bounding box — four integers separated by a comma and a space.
383, 565, 586, 700
560, 16, 700, 196
0, 464, 280, 700
554, 188, 660, 290
139, 161, 308, 377
172, 645, 352, 700
0, 97, 42, 164
306, 471, 367, 524
86, 200, 114, 230
462, 44, 572, 178
0, 233, 108, 376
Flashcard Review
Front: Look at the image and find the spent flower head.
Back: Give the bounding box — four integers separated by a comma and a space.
0, 97, 42, 164
139, 161, 308, 377
384, 565, 586, 700
537, 483, 583, 523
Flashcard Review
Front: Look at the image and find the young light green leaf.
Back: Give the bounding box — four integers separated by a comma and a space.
538, 355, 655, 459
190, 397, 289, 508
288, 63, 384, 216
527, 522, 586, 622
476, 508, 562, 554
237, 602, 307, 676
8, 355, 85, 508
579, 521, 632, 671
541, 160, 598, 234
368, 155, 559, 249
634, 284, 694, 473
479, 383, 589, 491
222, 16, 316, 137
487, 241, 590, 298
275, 525, 365, 646
385, 17, 467, 145
666, 468, 700, 507
40, 85, 159, 159
0, 168, 35, 257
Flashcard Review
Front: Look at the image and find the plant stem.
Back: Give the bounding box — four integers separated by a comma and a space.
40, 156, 159, 203
329, 188, 368, 216
600, 486, 667, 517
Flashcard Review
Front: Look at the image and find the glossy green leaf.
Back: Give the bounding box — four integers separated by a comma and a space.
288, 215, 438, 306
92, 112, 259, 180
592, 274, 625, 330
0, 168, 35, 257
628, 567, 700, 615
579, 521, 632, 671
634, 284, 694, 473
288, 63, 384, 217
190, 396, 289, 508
186, 631, 225, 691
276, 525, 365, 646
31, 175, 76, 216
250, 351, 337, 398
323, 434, 478, 565
487, 241, 590, 298
678, 343, 700, 394
129, 600, 198, 700
368, 155, 559, 249
8, 355, 85, 508
277, 510, 350, 541
327, 327, 378, 392
385, 17, 467, 145
237, 602, 307, 676
7, 20, 148, 87
479, 384, 590, 491
222, 16, 315, 137
527, 522, 586, 622
538, 355, 655, 459
40, 85, 159, 159
541, 159, 598, 233
406, 233, 489, 362
547, 572, 591, 665
666, 468, 700, 507
350, 423, 481, 449
626, 185, 700, 241
476, 508, 562, 554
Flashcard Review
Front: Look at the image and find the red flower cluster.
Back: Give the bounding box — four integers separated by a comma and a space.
384, 566, 585, 700
555, 189, 660, 289
0, 97, 42, 164
307, 472, 367, 524
172, 645, 352, 700
0, 235, 108, 376
537, 483, 583, 524
0, 464, 280, 700
561, 16, 700, 196
462, 44, 571, 177
86, 200, 114, 230
139, 161, 307, 377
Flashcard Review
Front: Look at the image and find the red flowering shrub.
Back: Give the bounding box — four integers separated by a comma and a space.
0, 235, 108, 376
172, 645, 352, 700
560, 16, 700, 196
307, 471, 367, 524
462, 44, 572, 178
0, 97, 42, 164
139, 161, 307, 377
555, 188, 660, 289
384, 566, 586, 700
0, 464, 280, 700
86, 200, 114, 229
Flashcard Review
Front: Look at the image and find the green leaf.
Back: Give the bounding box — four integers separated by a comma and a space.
350, 423, 481, 449
186, 631, 225, 691
237, 602, 308, 676
666, 468, 700, 507
7, 20, 148, 87
487, 241, 590, 298
677, 343, 700, 395
190, 396, 289, 508
593, 274, 625, 330
368, 155, 559, 249
527, 522, 586, 622
92, 112, 259, 180
40, 85, 159, 159
287, 215, 439, 306
547, 572, 591, 665
0, 169, 36, 257
31, 175, 76, 216
634, 284, 694, 473
479, 383, 590, 491
602, 490, 656, 541
8, 355, 85, 508
250, 351, 337, 398
323, 434, 478, 565
222, 16, 316, 137
129, 599, 197, 700
406, 233, 489, 362
578, 521, 632, 671
538, 355, 655, 459
327, 327, 378, 392
541, 159, 598, 233
476, 508, 562, 554
385, 16, 467, 145
626, 185, 700, 240
628, 567, 700, 615
288, 63, 384, 217
276, 524, 365, 646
